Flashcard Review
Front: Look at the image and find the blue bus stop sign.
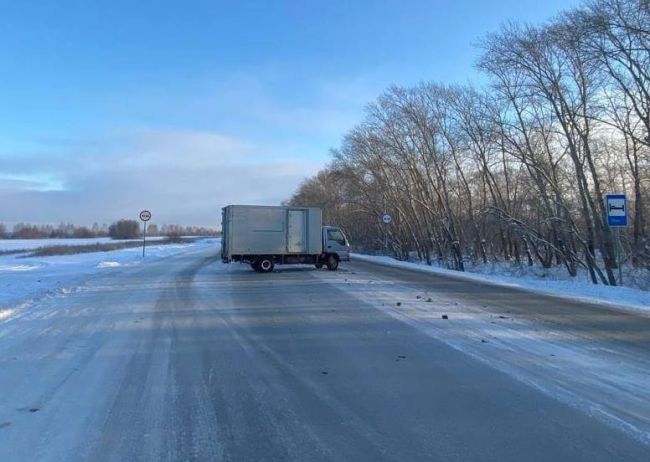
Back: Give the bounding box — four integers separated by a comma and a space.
605, 194, 627, 227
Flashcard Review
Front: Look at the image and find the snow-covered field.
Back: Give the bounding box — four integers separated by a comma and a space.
0, 237, 166, 252
353, 254, 650, 315
0, 238, 220, 322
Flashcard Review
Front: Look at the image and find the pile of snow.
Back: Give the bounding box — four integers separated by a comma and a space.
353, 254, 650, 314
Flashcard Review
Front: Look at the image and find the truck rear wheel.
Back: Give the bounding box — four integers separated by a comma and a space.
326, 255, 339, 271
258, 257, 274, 273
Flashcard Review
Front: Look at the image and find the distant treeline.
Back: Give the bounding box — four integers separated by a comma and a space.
0, 221, 219, 240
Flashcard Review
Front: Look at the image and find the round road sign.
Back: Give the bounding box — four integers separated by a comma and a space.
139, 210, 152, 222
382, 213, 392, 224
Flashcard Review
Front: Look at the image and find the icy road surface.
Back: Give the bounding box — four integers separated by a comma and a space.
0, 245, 649, 461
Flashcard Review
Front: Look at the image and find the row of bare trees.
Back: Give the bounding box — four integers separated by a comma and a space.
289, 0, 650, 285
6, 222, 109, 239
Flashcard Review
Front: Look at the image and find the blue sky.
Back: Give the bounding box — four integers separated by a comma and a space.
0, 0, 578, 226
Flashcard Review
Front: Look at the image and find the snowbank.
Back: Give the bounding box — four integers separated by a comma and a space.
96, 261, 123, 268
352, 253, 650, 315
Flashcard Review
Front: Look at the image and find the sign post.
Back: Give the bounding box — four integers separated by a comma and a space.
605, 194, 627, 285
381, 213, 392, 253
139, 210, 152, 257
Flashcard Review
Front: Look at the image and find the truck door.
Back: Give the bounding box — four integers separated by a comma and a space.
287, 209, 307, 253
325, 227, 350, 261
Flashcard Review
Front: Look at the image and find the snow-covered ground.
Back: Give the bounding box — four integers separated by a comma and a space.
0, 241, 648, 454
0, 237, 166, 252
0, 238, 220, 322
353, 254, 650, 315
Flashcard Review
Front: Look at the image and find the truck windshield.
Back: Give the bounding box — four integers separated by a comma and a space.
327, 229, 346, 245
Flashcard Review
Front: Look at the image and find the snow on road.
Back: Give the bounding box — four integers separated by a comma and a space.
353, 254, 650, 315
0, 238, 220, 322
316, 261, 650, 445
0, 247, 648, 460
2, 250, 648, 461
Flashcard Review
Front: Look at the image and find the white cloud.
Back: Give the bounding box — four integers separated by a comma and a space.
0, 128, 322, 226
0, 72, 380, 226
128, 128, 252, 166
0, 173, 65, 192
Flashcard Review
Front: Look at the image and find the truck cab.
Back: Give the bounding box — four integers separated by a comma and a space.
323, 226, 350, 261
314, 226, 350, 271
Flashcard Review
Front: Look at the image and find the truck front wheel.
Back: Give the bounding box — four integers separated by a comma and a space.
325, 255, 339, 271
258, 257, 275, 273
315, 262, 323, 269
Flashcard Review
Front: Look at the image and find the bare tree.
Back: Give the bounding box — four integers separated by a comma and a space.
288, 0, 650, 284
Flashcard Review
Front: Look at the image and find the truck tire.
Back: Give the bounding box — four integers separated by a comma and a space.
325, 255, 339, 271
315, 263, 323, 269
258, 257, 275, 273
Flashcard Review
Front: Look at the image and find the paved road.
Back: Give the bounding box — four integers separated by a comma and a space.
0, 246, 648, 461
351, 259, 650, 350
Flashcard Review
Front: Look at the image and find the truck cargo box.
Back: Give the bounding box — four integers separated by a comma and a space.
221, 205, 322, 260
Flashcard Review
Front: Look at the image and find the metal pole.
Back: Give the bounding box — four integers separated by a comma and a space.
143, 221, 147, 258
617, 228, 623, 285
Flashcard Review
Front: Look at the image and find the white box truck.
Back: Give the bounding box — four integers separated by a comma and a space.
221, 205, 350, 272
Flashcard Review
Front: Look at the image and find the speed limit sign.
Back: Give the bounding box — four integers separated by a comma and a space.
139, 210, 152, 257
